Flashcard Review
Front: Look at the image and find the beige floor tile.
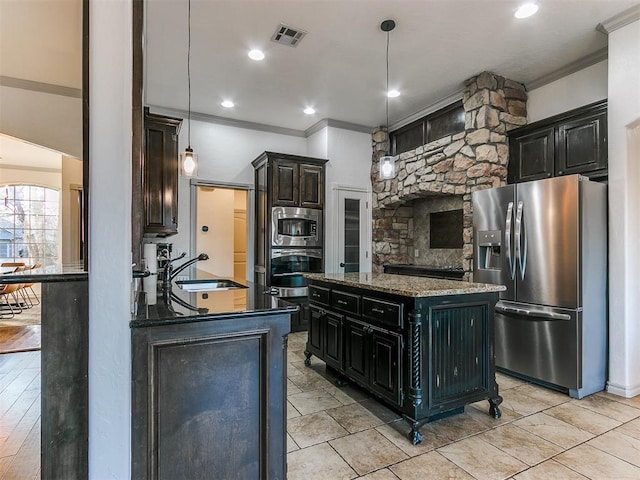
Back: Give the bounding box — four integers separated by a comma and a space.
287, 411, 349, 448
427, 411, 490, 442
617, 417, 640, 439
514, 412, 593, 449
512, 459, 588, 479
500, 388, 553, 416
390, 451, 474, 480
574, 393, 640, 423
287, 362, 306, 377
359, 398, 403, 424
594, 390, 640, 409
287, 400, 302, 419
555, 444, 640, 479
289, 369, 335, 392
326, 402, 387, 433
356, 468, 400, 480
480, 424, 563, 466
516, 384, 571, 407
287, 379, 302, 396
495, 372, 529, 390
466, 401, 522, 428
330, 429, 409, 476
375, 420, 451, 457
323, 383, 370, 405
287, 443, 357, 480
437, 436, 527, 480
588, 429, 640, 467
288, 389, 343, 415
545, 401, 622, 435
287, 432, 299, 453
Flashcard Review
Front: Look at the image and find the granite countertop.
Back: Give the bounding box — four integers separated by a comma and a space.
131, 270, 297, 327
0, 263, 87, 283
305, 272, 506, 297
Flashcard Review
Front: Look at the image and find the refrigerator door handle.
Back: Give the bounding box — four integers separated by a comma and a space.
496, 302, 571, 321
505, 202, 515, 279
514, 200, 527, 279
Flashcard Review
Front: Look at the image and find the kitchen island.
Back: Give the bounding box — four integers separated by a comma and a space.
304, 272, 505, 444
131, 275, 295, 479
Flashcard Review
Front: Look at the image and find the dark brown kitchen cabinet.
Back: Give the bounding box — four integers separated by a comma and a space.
132, 311, 291, 479
143, 108, 182, 235
508, 100, 607, 183
273, 159, 325, 208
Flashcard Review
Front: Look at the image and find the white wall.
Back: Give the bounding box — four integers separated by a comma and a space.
88, 0, 132, 478
324, 126, 373, 273
606, 19, 640, 398
527, 60, 608, 123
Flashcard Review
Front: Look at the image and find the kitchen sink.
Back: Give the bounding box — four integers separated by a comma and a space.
175, 279, 248, 292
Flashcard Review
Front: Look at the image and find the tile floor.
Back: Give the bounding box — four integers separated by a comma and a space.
285, 332, 640, 480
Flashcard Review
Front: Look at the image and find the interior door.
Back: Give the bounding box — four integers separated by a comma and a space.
336, 188, 370, 273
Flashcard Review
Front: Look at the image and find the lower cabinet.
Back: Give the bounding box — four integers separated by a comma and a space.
305, 280, 502, 445
344, 318, 402, 407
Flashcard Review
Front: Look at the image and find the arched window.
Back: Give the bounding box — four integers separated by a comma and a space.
0, 185, 59, 267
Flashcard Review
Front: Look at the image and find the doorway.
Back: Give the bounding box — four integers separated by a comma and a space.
192, 183, 251, 281
332, 187, 371, 273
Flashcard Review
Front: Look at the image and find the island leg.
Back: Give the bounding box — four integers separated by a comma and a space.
403, 416, 423, 445
304, 351, 312, 366
488, 393, 503, 419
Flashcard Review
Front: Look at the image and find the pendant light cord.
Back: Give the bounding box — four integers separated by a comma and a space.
385, 28, 391, 155
187, 0, 192, 149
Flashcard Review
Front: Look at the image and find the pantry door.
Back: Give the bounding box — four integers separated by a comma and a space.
334, 187, 371, 273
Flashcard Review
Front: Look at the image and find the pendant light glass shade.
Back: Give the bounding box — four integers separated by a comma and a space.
379, 155, 395, 179
181, 147, 198, 177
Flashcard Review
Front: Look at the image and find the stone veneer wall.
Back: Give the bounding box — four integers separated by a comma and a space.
371, 71, 528, 279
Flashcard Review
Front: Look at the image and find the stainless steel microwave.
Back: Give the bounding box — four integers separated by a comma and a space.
271, 206, 322, 247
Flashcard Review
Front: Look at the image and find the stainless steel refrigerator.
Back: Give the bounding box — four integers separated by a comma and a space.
472, 174, 607, 399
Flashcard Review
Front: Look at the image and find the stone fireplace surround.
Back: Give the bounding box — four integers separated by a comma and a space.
371, 71, 528, 280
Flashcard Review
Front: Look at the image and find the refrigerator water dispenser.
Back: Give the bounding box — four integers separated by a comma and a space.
477, 230, 501, 270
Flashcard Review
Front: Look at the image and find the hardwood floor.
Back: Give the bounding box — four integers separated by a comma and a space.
0, 327, 41, 355
0, 351, 40, 480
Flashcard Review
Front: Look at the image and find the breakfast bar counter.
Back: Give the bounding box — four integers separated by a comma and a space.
304, 272, 506, 444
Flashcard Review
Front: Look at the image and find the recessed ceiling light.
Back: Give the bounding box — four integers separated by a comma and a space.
221, 100, 234, 108
387, 89, 400, 98
514, 3, 539, 19
248, 49, 265, 61
304, 107, 316, 115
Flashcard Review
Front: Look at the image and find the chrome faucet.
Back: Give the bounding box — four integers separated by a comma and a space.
162, 252, 209, 290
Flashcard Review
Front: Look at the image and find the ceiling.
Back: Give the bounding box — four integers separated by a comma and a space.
145, 0, 639, 133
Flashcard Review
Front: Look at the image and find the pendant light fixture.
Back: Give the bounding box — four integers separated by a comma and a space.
379, 19, 396, 180
180, 0, 198, 177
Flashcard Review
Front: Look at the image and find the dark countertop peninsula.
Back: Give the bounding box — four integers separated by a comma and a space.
0, 263, 87, 283
305, 272, 505, 297
131, 269, 297, 327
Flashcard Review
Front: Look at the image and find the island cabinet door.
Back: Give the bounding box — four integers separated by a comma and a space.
344, 318, 368, 385
307, 305, 323, 358
429, 304, 490, 408
369, 327, 403, 407
323, 310, 344, 370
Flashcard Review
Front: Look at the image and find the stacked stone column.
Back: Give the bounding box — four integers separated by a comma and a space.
371, 71, 527, 279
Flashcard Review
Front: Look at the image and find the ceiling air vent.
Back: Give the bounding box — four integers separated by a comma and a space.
271, 23, 307, 47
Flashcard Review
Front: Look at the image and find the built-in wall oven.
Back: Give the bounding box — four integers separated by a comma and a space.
270, 248, 322, 297
271, 207, 322, 247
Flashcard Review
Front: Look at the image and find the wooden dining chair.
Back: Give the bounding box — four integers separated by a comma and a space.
0, 281, 23, 317
0, 262, 30, 309
22, 263, 41, 306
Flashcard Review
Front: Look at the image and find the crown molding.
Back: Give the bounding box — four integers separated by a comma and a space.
305, 118, 373, 137
597, 5, 640, 34
0, 76, 82, 98
526, 47, 608, 91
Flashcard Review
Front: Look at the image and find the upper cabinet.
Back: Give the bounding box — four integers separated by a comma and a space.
143, 108, 182, 236
253, 152, 328, 210
508, 100, 607, 183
